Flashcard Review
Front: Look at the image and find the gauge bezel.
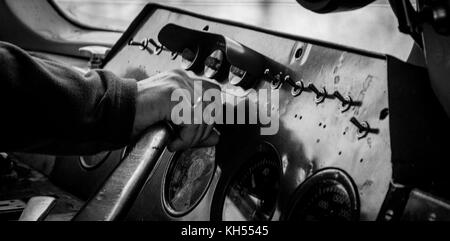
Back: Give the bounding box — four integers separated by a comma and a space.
204, 49, 225, 79
180, 46, 200, 70
161, 147, 217, 217
282, 167, 360, 221
210, 141, 282, 221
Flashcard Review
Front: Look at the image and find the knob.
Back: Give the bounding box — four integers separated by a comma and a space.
79, 46, 111, 69
285, 76, 304, 97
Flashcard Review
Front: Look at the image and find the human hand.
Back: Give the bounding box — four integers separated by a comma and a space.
132, 69, 221, 152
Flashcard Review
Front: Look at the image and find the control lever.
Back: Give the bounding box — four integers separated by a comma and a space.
73, 123, 172, 221
284, 76, 305, 97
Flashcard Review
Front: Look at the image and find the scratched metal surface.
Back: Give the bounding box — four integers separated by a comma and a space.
105, 7, 391, 221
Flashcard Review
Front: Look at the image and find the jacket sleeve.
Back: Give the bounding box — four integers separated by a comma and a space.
0, 42, 137, 155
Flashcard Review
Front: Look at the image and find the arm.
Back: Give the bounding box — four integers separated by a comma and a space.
0, 42, 137, 155
0, 42, 219, 155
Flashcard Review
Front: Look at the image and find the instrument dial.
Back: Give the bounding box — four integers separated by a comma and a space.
221, 143, 281, 221
163, 147, 216, 216
285, 168, 360, 221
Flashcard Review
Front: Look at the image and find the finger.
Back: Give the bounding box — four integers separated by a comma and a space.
196, 130, 220, 148
168, 135, 191, 152
200, 124, 215, 143
168, 124, 199, 152
191, 124, 207, 147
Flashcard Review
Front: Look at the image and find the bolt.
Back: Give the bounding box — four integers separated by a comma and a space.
148, 38, 161, 49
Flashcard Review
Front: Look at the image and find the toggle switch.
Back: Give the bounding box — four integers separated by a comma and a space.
333, 91, 353, 113
307, 83, 327, 104
285, 76, 304, 97
350, 117, 379, 139
264, 69, 283, 89
148, 38, 164, 55
128, 38, 149, 50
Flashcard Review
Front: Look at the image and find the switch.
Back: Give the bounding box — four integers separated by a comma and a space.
148, 38, 164, 54
350, 117, 379, 139
264, 69, 283, 89
128, 39, 148, 50
307, 83, 327, 104
333, 91, 353, 113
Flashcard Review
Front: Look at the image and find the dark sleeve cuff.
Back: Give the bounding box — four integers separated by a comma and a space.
97, 70, 138, 146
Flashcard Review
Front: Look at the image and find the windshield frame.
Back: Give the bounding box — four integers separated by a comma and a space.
48, 0, 123, 33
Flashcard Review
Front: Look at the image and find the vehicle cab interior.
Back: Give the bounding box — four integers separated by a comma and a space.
1, 0, 450, 221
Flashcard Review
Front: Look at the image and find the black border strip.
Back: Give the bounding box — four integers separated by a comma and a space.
103, 3, 386, 67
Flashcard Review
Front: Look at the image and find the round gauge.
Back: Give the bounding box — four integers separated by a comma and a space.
220, 143, 281, 221
163, 147, 216, 216
204, 49, 225, 79
79, 151, 111, 170
285, 168, 360, 221
181, 47, 200, 70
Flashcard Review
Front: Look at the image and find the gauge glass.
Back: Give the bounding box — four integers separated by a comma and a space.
229, 65, 248, 86
222, 151, 280, 221
286, 169, 359, 221
164, 147, 216, 215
